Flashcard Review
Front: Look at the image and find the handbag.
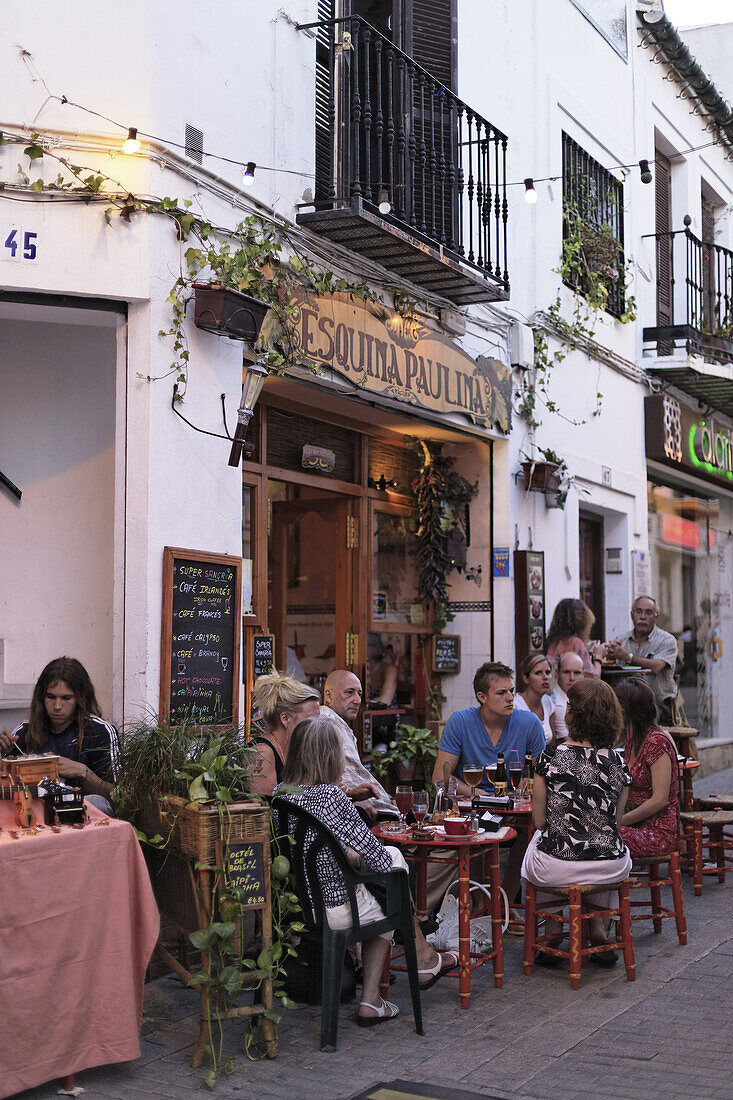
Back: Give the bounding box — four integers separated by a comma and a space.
426, 879, 509, 953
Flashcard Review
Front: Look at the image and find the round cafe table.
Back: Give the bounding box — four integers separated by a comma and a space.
372, 822, 516, 1009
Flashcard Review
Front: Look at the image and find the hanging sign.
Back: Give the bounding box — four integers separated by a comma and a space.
646, 395, 733, 489
260, 285, 512, 433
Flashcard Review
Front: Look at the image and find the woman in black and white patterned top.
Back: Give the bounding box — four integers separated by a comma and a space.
277, 714, 458, 1026
522, 678, 632, 963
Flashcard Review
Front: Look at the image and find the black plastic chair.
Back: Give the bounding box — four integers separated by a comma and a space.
271, 796, 424, 1052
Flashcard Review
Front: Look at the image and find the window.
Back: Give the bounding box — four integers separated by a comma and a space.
562, 132, 626, 318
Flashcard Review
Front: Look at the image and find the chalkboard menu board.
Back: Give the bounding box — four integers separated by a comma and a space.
431, 634, 461, 674
514, 549, 546, 671
253, 634, 274, 679
226, 841, 267, 908
160, 547, 242, 726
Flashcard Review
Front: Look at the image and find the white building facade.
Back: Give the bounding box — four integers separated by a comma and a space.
1, 1, 731, 743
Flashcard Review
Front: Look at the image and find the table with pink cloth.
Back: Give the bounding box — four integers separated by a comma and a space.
0, 800, 160, 1097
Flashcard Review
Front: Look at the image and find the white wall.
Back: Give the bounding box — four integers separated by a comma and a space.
0, 310, 116, 721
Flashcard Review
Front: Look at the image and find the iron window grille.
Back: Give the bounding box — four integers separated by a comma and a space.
562, 132, 626, 318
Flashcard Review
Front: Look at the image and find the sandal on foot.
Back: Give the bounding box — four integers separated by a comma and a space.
356, 997, 400, 1027
506, 908, 524, 935
418, 949, 459, 989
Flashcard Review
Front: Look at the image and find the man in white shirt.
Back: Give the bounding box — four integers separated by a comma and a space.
550, 651, 585, 739
607, 596, 679, 722
322, 669, 397, 819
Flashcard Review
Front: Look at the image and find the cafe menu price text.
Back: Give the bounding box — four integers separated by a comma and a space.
161, 548, 242, 726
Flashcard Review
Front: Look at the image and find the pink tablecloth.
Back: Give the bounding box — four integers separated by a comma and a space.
0, 801, 160, 1096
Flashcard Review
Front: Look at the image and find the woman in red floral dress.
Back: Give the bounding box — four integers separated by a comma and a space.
615, 676, 680, 858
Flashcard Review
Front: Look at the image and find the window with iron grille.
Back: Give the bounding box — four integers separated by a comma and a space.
562, 132, 626, 318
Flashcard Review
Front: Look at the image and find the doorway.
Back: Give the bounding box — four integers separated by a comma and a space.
579, 513, 605, 641
268, 485, 360, 697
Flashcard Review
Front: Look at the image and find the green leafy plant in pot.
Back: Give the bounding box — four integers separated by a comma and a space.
372, 724, 438, 795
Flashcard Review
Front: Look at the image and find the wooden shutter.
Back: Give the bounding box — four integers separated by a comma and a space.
702, 193, 716, 331
655, 151, 673, 338
315, 0, 336, 201
406, 0, 456, 91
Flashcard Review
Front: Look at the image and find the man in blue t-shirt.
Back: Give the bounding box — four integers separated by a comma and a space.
432, 661, 546, 922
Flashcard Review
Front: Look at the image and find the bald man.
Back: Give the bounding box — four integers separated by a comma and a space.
550, 650, 585, 740
322, 670, 397, 819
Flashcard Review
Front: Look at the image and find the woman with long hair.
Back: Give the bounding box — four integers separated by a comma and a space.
545, 597, 607, 677
615, 675, 680, 858
515, 653, 556, 744
522, 678, 632, 964
276, 714, 457, 1025
250, 671, 321, 796
0, 657, 117, 811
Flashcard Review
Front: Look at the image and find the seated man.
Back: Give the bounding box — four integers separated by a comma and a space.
607, 596, 679, 724
550, 651, 585, 740
322, 669, 397, 820
432, 661, 546, 922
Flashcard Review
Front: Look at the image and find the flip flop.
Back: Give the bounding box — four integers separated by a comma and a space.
590, 949, 619, 967
418, 949, 459, 989
356, 997, 400, 1027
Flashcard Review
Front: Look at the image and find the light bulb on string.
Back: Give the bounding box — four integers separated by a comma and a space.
524, 178, 538, 204
242, 161, 256, 187
639, 159, 653, 184
377, 189, 391, 215
122, 127, 140, 155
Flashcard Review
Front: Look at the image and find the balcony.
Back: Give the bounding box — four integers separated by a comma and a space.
643, 227, 733, 415
296, 15, 509, 306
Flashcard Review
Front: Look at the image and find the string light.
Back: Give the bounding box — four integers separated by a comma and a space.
122, 127, 140, 155
9, 89, 728, 202
639, 159, 653, 184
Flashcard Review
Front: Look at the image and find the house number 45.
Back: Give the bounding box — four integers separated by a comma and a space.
3, 229, 38, 261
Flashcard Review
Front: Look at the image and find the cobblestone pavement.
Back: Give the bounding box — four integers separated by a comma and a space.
17, 765, 733, 1100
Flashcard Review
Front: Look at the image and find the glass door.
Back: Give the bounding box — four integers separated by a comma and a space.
269, 484, 359, 695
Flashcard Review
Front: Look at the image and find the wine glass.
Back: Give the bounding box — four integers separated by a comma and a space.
462, 763, 484, 806
412, 790, 429, 827
508, 750, 523, 799
394, 784, 413, 832
486, 762, 498, 793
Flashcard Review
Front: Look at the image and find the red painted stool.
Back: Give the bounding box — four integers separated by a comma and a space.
680, 810, 733, 895
523, 879, 635, 989
628, 852, 687, 944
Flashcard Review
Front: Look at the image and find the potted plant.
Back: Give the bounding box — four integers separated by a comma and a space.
112, 717, 297, 1077
193, 282, 270, 342
372, 724, 439, 795
520, 447, 567, 493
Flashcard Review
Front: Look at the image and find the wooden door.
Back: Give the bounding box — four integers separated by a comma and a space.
270, 497, 358, 675
579, 514, 605, 642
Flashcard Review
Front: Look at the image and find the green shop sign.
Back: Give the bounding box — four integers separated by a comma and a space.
689, 420, 733, 482
645, 394, 733, 489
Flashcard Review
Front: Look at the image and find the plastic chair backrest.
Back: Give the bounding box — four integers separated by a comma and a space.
271, 796, 367, 936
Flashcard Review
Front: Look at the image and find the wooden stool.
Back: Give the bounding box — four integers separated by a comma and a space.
523, 879, 635, 989
628, 852, 687, 944
680, 810, 733, 895
695, 794, 733, 812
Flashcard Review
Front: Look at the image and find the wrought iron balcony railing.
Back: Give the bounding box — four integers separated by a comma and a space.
296, 15, 509, 305
643, 227, 733, 364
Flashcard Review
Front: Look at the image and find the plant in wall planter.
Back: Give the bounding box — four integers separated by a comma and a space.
192, 283, 271, 342
520, 448, 571, 509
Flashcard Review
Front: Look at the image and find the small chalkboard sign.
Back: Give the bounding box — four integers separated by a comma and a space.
227, 841, 267, 908
432, 634, 461, 674
160, 547, 241, 726
253, 634, 275, 679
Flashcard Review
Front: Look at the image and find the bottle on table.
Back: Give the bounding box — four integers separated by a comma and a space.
493, 752, 508, 797
524, 751, 534, 797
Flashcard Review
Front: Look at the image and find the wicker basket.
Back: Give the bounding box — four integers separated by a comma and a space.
138, 795, 270, 863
